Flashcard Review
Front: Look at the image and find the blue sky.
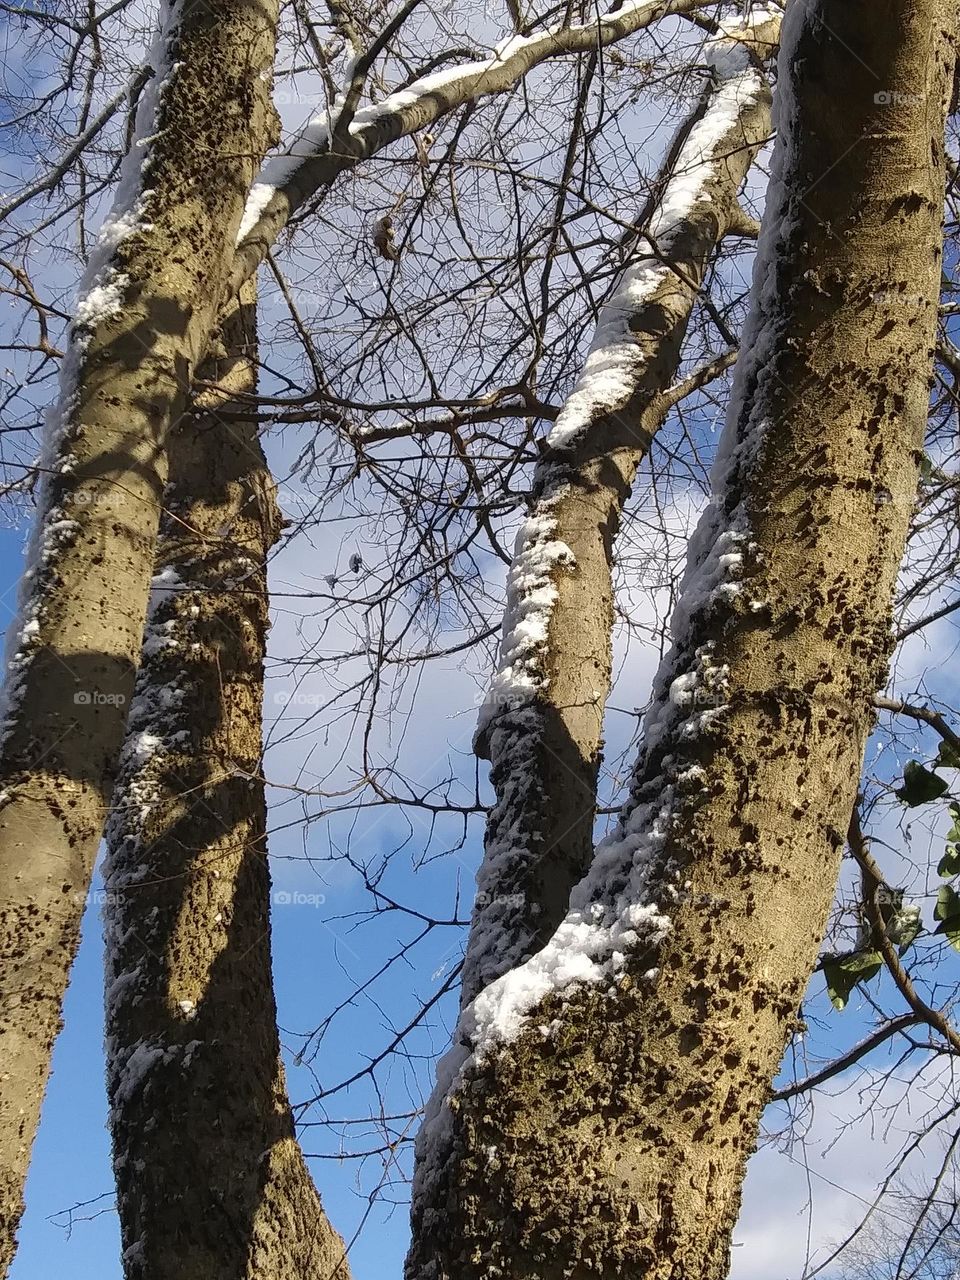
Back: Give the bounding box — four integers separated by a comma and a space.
5, 478, 960, 1280
4, 7, 960, 1277
0, 462, 458, 1276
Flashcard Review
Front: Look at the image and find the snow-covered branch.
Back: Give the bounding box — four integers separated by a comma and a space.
460, 7, 780, 1008
229, 0, 715, 290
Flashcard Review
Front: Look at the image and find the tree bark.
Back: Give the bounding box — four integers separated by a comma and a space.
102, 286, 349, 1280
465, 16, 779, 1004
408, 1, 955, 1277
0, 0, 279, 1268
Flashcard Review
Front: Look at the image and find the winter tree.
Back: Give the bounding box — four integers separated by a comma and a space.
0, 0, 958, 1276
830, 1160, 960, 1280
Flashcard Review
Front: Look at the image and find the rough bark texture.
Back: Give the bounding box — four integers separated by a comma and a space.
465, 21, 778, 1004
0, 0, 279, 1268
102, 289, 349, 1280
408, 1, 954, 1277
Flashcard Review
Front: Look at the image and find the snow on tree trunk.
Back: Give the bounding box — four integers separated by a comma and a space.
464, 13, 781, 1005
407, 1, 955, 1277
102, 285, 349, 1280
0, 0, 279, 1268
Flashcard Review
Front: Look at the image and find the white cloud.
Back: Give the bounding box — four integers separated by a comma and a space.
732, 1057, 960, 1279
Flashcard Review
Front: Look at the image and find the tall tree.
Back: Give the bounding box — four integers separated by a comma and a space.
408, 1, 956, 1278
102, 285, 348, 1279
467, 11, 779, 1004
4, 0, 960, 1271
0, 0, 748, 1268
0, 9, 725, 1262
0, 0, 279, 1267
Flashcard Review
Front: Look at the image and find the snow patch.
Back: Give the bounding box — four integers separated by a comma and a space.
546, 37, 769, 451
238, 0, 722, 246
474, 501, 575, 741
74, 276, 130, 328
468, 897, 671, 1053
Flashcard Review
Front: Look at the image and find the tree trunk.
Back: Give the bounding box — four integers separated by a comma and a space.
465, 16, 779, 1004
102, 286, 349, 1280
0, 0, 279, 1267
408, 2, 955, 1278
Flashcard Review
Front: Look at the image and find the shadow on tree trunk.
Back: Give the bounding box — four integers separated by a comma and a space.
102, 290, 349, 1279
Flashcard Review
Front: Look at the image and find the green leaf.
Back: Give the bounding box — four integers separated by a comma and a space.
933, 884, 960, 953
937, 801, 960, 880
920, 454, 949, 484
895, 761, 949, 807
934, 883, 960, 924
824, 950, 883, 1011
888, 903, 922, 954
937, 741, 960, 771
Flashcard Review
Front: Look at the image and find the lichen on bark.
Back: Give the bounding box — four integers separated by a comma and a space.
103, 287, 349, 1280
408, 1, 956, 1276
0, 0, 280, 1266
465, 15, 780, 1005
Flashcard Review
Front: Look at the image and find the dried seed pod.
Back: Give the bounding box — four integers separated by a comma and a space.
373, 215, 400, 262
